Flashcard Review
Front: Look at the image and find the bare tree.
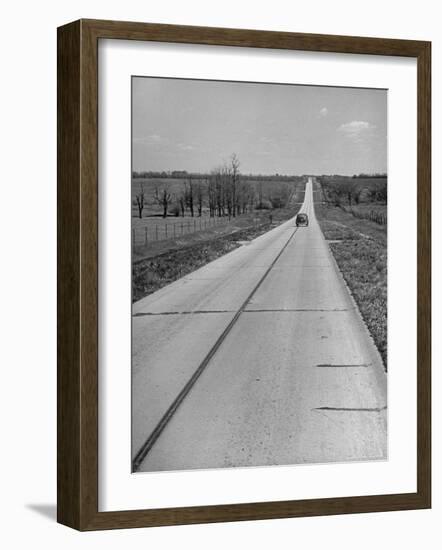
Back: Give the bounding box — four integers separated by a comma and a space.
215, 168, 225, 217
374, 181, 387, 203
185, 176, 195, 217
339, 180, 355, 206
230, 154, 240, 217
205, 155, 242, 219
258, 181, 264, 208
178, 193, 186, 217
223, 164, 233, 219
134, 183, 145, 219
195, 181, 205, 217
208, 173, 217, 217
154, 186, 172, 218
237, 180, 252, 214
269, 182, 290, 209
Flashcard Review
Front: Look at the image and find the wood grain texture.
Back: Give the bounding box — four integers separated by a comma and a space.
416, 41, 431, 507
57, 20, 81, 529
57, 19, 431, 531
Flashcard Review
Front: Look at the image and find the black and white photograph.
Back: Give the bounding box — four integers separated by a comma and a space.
131, 76, 388, 473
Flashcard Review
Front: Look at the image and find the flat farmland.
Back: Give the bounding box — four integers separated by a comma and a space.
132, 176, 306, 215
132, 176, 306, 246
132, 177, 193, 217
319, 176, 387, 188
319, 176, 387, 203
132, 214, 237, 245
337, 204, 387, 226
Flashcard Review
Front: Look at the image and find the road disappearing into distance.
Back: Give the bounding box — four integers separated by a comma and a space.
132, 177, 387, 472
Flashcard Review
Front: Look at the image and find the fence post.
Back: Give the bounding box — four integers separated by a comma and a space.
165, 224, 168, 238
132, 229, 135, 247
144, 226, 148, 245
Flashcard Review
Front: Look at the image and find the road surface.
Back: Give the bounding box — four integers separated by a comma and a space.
132, 177, 387, 472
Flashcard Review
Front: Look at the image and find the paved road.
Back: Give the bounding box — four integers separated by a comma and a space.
132, 177, 387, 472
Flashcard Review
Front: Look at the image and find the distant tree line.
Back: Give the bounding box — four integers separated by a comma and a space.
132, 170, 297, 182
318, 173, 387, 179
133, 170, 190, 179
320, 177, 387, 207
352, 173, 388, 179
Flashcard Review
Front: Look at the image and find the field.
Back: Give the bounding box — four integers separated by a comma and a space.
132, 177, 186, 217
132, 211, 276, 261
133, 214, 230, 245
314, 179, 387, 368
319, 175, 387, 189
318, 175, 387, 226
341, 204, 387, 225
319, 176, 387, 204
132, 175, 306, 248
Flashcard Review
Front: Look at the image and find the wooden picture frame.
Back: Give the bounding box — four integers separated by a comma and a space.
57, 19, 431, 530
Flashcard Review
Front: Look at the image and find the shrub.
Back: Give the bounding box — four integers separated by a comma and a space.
255, 199, 272, 210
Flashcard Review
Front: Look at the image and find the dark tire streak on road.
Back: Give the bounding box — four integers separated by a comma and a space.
132, 226, 300, 471
315, 363, 371, 368
313, 406, 387, 412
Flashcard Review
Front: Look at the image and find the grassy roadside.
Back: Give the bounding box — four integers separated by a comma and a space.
132, 209, 297, 303
133, 211, 272, 262
314, 200, 388, 369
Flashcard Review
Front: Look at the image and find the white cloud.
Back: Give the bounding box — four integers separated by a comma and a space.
133, 134, 167, 145
319, 107, 328, 117
337, 120, 376, 140
177, 143, 195, 151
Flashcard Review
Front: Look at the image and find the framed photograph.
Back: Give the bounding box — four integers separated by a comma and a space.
57, 19, 431, 530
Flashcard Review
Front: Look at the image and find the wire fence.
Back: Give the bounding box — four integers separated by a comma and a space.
342, 206, 387, 226
132, 215, 241, 246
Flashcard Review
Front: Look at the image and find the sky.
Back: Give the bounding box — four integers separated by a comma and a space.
132, 77, 387, 176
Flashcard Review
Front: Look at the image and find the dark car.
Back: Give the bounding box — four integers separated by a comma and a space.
296, 213, 309, 227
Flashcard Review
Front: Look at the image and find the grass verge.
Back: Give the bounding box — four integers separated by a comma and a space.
132, 213, 294, 303
133, 212, 273, 262
315, 202, 387, 369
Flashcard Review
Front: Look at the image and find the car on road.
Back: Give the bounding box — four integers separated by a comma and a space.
296, 213, 309, 227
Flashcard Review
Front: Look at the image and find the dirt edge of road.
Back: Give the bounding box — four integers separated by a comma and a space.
132, 213, 297, 303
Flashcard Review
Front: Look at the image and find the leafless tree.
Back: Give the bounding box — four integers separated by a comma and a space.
258, 181, 264, 208
269, 182, 290, 209
237, 180, 253, 214
223, 164, 233, 218
208, 173, 217, 217
134, 183, 145, 219
373, 181, 387, 203
178, 194, 186, 217
204, 155, 244, 218
230, 154, 240, 217
154, 185, 172, 218
338, 180, 355, 206
215, 168, 226, 217
185, 176, 195, 217
195, 181, 205, 217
